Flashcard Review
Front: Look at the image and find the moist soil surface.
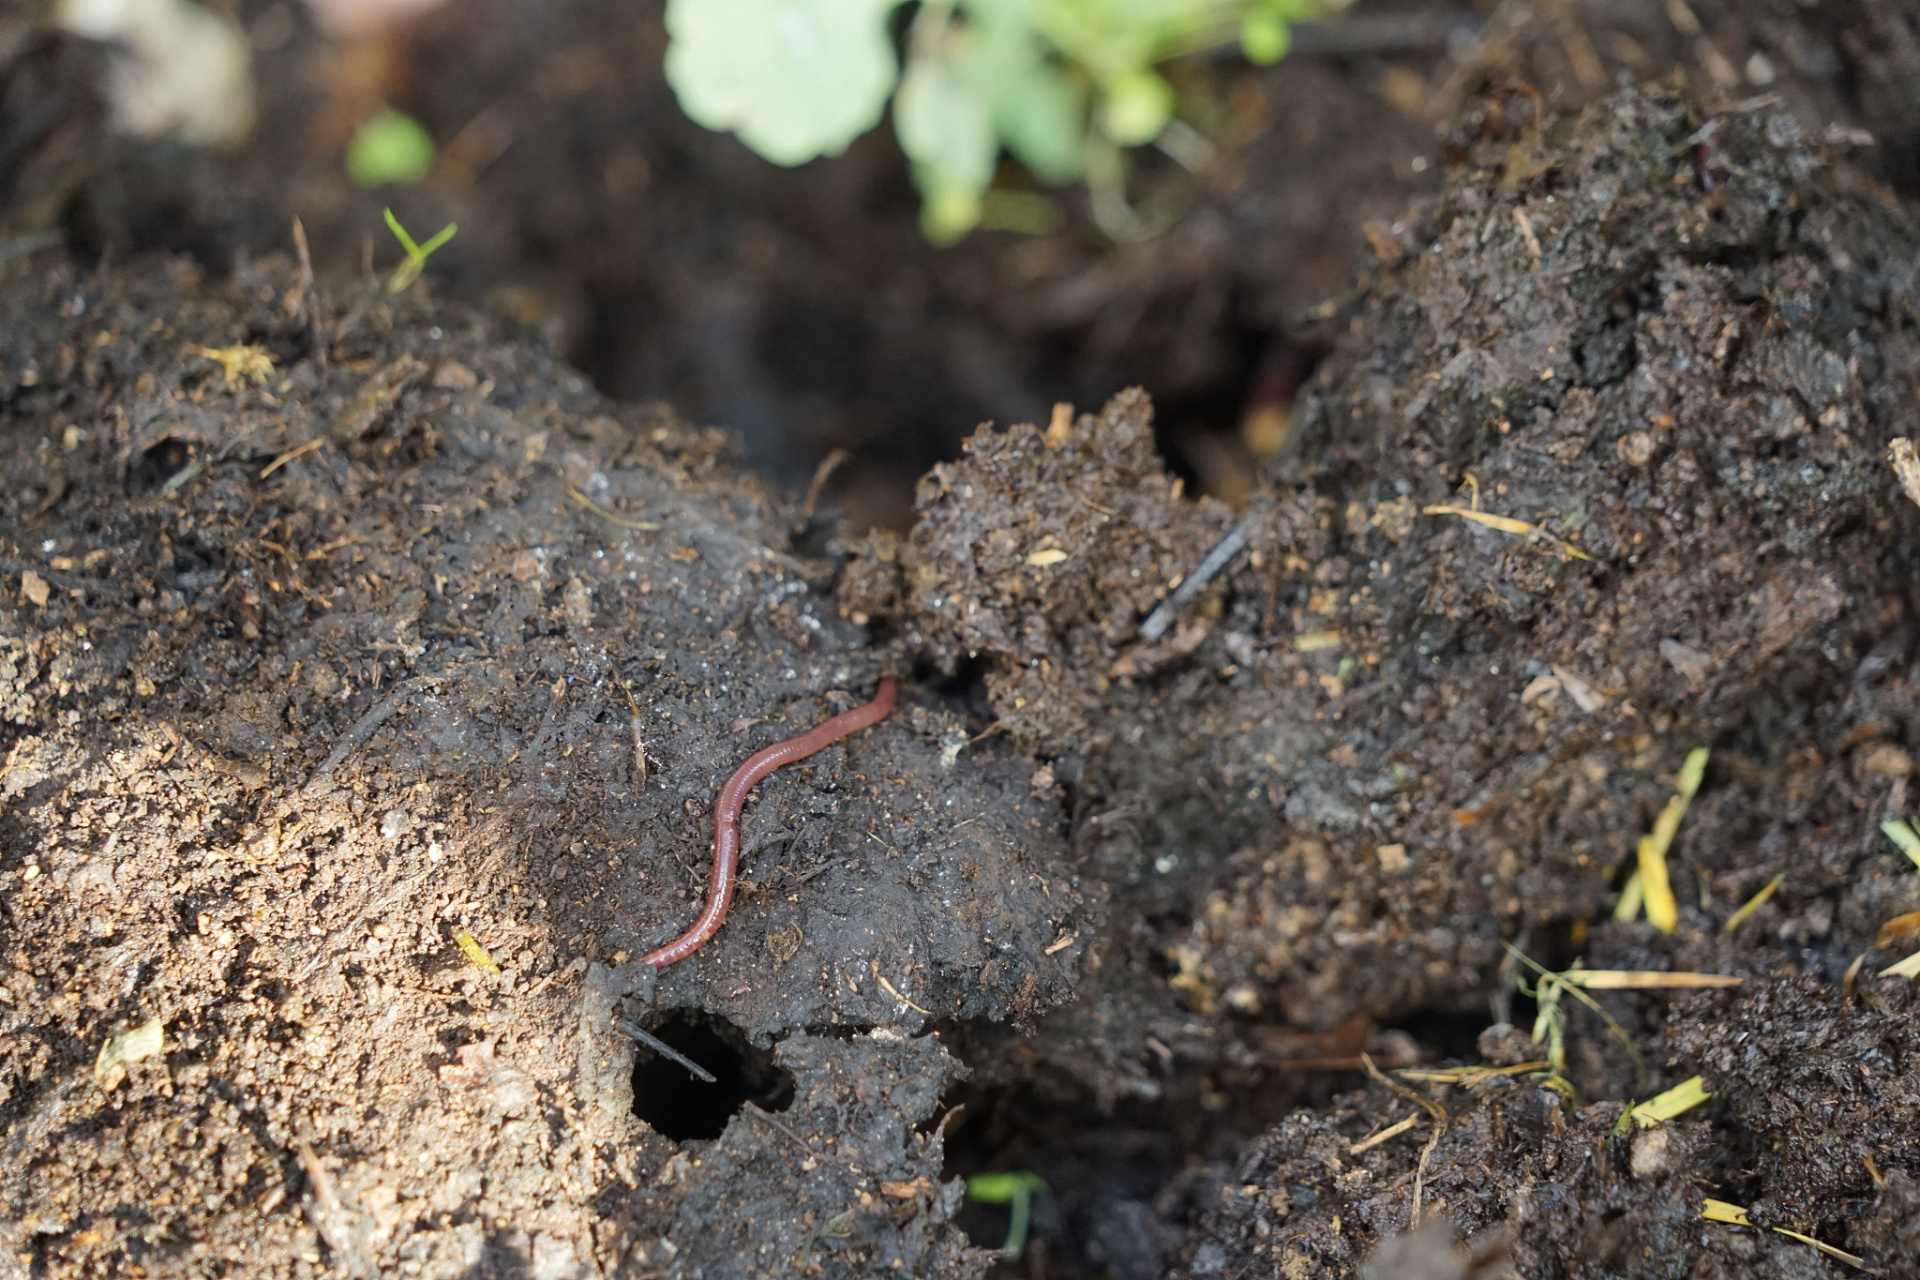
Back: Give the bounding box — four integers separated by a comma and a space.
5, 8, 1920, 1280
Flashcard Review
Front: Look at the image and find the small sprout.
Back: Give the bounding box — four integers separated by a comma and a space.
347, 109, 436, 186
382, 208, 458, 295
967, 1170, 1048, 1261
1504, 944, 1739, 1081
1630, 1075, 1709, 1126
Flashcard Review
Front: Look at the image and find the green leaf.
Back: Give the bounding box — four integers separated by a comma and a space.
948, 1, 1087, 183
347, 109, 436, 186
896, 51, 997, 241
664, 0, 905, 166
1098, 67, 1173, 145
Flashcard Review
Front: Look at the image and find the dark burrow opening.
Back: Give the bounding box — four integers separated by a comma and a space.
937, 1000, 1520, 1276
627, 1007, 795, 1142
935, 1062, 1351, 1277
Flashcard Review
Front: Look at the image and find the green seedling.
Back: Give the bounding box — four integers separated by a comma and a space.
1505, 943, 1742, 1089
967, 1170, 1048, 1261
382, 208, 457, 295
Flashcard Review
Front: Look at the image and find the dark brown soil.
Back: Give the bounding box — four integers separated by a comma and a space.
848, 82, 1920, 1277
0, 253, 1086, 1277
6, 3, 1920, 1279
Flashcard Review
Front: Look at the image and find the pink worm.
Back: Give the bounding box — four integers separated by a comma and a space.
639, 677, 898, 968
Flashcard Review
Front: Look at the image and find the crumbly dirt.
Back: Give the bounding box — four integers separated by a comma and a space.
8, 33, 1920, 1280
0, 254, 1089, 1278
18, 0, 1920, 526
844, 82, 1920, 1275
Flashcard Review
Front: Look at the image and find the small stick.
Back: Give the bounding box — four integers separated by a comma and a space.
1362, 1054, 1448, 1227
614, 669, 649, 787
797, 448, 852, 528
1140, 502, 1269, 641
306, 677, 435, 789
616, 1019, 717, 1084
743, 1101, 816, 1155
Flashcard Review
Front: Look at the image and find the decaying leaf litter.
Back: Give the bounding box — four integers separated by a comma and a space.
4, 80, 1920, 1279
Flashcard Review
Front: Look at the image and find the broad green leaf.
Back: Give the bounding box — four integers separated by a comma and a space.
993, 64, 1085, 182
665, 0, 904, 166
1037, 0, 1234, 75
955, 0, 1086, 182
897, 51, 997, 241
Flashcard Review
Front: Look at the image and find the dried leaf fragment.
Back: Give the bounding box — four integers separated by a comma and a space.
1890, 438, 1920, 509
94, 1016, 164, 1082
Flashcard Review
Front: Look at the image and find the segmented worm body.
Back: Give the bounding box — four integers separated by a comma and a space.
639, 677, 898, 967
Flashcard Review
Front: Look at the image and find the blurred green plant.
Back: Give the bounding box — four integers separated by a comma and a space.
347, 109, 437, 186
664, 0, 1325, 242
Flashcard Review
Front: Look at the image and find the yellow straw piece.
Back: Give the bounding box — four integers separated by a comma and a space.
1880, 949, 1920, 980
1634, 747, 1710, 933
1631, 1075, 1709, 1126
1613, 868, 1645, 922
1701, 1199, 1749, 1225
1724, 873, 1785, 932
454, 930, 502, 975
1879, 819, 1920, 870
1701, 1199, 1879, 1273
567, 485, 663, 531
1636, 834, 1678, 934
1559, 971, 1742, 989
1422, 505, 1592, 561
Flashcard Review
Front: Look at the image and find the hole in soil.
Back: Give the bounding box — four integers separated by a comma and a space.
1385, 1008, 1490, 1062
934, 1063, 1334, 1277
628, 1008, 794, 1142
128, 437, 191, 495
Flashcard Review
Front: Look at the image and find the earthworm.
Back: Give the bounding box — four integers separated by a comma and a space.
640, 677, 898, 967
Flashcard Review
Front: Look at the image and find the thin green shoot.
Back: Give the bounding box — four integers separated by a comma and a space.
967, 1171, 1048, 1261
1504, 941, 1644, 1084
382, 208, 458, 295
